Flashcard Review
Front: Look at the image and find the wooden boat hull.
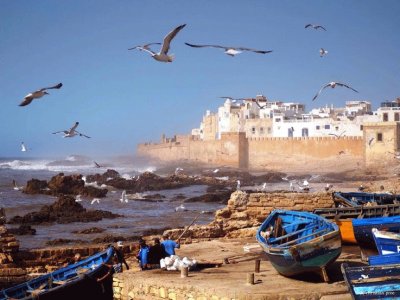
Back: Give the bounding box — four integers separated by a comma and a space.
333, 192, 400, 207
369, 253, 400, 266
353, 216, 400, 248
342, 262, 400, 299
256, 210, 342, 281
1, 247, 114, 300
335, 219, 357, 244
372, 228, 400, 255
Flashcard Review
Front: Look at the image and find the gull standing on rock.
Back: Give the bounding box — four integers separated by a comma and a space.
19, 83, 63, 107
185, 43, 272, 57
52, 122, 91, 138
128, 24, 186, 62
312, 82, 358, 101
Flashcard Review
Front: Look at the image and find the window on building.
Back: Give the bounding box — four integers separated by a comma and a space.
395, 113, 400, 121
377, 133, 383, 142
324, 125, 330, 130
267, 127, 271, 134
302, 128, 309, 137
251, 127, 256, 134
335, 126, 339, 131
316, 125, 320, 130
383, 113, 389, 122
260, 127, 264, 134
276, 118, 281, 122
360, 125, 363, 131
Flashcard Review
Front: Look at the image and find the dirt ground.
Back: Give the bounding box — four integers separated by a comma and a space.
120, 238, 366, 299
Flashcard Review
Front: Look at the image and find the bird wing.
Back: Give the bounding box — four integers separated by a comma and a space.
328, 133, 338, 137
41, 83, 63, 90
235, 47, 272, 54
185, 43, 228, 50
52, 130, 69, 135
336, 82, 359, 93
254, 100, 266, 109
70, 122, 79, 132
316, 25, 327, 31
75, 130, 91, 138
312, 84, 330, 101
128, 42, 161, 51
19, 96, 34, 106
160, 24, 186, 54
305, 24, 313, 28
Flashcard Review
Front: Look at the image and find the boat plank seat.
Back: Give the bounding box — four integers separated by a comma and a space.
269, 223, 319, 244
278, 227, 330, 247
282, 221, 310, 230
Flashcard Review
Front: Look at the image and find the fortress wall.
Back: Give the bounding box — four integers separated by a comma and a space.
137, 134, 365, 170
247, 136, 364, 170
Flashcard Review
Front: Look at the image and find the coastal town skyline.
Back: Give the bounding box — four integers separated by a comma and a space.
0, 1, 399, 157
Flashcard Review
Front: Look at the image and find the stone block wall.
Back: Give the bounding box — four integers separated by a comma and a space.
165, 191, 335, 241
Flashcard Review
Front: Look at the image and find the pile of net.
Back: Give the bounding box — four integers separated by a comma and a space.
160, 255, 197, 271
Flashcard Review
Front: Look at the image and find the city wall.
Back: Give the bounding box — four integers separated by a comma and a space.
137, 133, 364, 171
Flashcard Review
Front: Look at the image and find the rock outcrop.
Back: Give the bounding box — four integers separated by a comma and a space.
8, 195, 121, 225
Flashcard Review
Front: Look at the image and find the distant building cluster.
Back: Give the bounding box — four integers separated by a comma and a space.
192, 96, 400, 141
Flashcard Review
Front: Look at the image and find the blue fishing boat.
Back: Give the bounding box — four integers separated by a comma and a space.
353, 216, 400, 248
256, 210, 342, 282
333, 192, 400, 207
341, 262, 400, 299
369, 252, 400, 266
0, 246, 115, 300
372, 228, 400, 255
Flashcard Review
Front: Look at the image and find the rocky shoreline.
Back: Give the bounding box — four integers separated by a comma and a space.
0, 165, 396, 289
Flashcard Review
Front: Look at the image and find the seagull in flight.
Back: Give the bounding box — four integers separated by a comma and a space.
12, 180, 23, 191
21, 142, 29, 152
19, 83, 63, 107
312, 82, 358, 101
185, 43, 272, 57
329, 131, 346, 138
91, 198, 100, 205
128, 42, 161, 51
319, 48, 328, 57
120, 190, 128, 203
128, 24, 186, 62
305, 24, 326, 31
175, 204, 187, 212
94, 161, 102, 168
52, 122, 91, 138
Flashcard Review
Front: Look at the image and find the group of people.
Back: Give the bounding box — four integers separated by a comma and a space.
137, 234, 180, 270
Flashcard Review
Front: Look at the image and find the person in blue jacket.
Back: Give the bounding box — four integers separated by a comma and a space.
136, 239, 149, 270
161, 233, 180, 256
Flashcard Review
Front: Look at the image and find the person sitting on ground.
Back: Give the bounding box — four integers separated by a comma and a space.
137, 239, 150, 270
161, 233, 180, 256
148, 237, 166, 267
114, 241, 129, 272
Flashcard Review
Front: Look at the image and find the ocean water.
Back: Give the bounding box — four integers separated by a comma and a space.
0, 155, 226, 250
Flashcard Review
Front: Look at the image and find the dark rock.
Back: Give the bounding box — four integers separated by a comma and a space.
8, 195, 121, 225
185, 191, 231, 204
91, 235, 127, 244
23, 179, 48, 195
45, 239, 86, 246
72, 227, 105, 234
8, 225, 36, 235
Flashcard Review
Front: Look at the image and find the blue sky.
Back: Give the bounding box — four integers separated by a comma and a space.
1, 0, 399, 158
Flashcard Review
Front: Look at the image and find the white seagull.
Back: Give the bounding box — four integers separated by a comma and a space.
120, 190, 128, 203
91, 198, 100, 205
312, 82, 358, 101
21, 142, 28, 152
12, 180, 23, 191
175, 204, 187, 212
319, 48, 328, 57
128, 42, 161, 51
19, 83, 63, 107
236, 180, 241, 191
75, 195, 82, 202
305, 24, 326, 31
52, 122, 91, 138
185, 43, 272, 57
175, 167, 184, 175
128, 24, 186, 62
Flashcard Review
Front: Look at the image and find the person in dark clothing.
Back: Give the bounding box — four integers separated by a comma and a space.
114, 241, 129, 272
148, 238, 166, 267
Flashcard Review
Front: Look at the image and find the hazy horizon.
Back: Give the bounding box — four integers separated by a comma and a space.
1, 1, 399, 157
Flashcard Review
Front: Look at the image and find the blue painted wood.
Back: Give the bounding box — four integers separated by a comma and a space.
372, 228, 400, 256
0, 247, 115, 300
342, 263, 400, 299
353, 216, 400, 248
333, 192, 400, 207
369, 253, 400, 266
256, 209, 342, 280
